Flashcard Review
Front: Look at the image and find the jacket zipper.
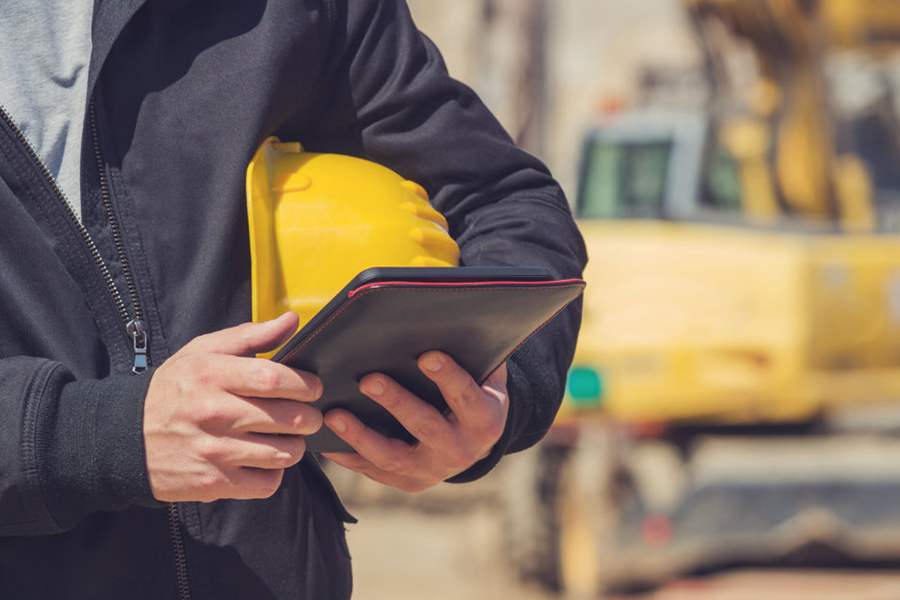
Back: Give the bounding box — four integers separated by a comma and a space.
167, 503, 192, 600
88, 102, 192, 600
88, 102, 149, 375
0, 102, 148, 374
0, 102, 192, 600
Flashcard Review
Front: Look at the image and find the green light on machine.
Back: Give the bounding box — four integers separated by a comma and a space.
567, 366, 604, 408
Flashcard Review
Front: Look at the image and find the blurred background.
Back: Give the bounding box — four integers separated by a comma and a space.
334, 1, 900, 598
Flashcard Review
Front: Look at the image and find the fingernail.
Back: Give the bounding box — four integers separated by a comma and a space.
327, 415, 347, 434
364, 379, 385, 396
423, 354, 443, 372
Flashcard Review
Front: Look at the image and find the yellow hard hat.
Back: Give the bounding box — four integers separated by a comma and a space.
246, 137, 460, 343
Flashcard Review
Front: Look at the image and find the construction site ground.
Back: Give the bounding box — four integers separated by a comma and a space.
340, 472, 900, 600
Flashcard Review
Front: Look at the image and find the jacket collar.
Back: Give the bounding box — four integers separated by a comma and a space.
88, 0, 148, 98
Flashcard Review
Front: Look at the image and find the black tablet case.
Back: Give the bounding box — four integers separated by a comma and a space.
275, 277, 585, 452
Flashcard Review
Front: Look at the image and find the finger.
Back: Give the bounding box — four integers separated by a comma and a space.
359, 374, 458, 450
418, 352, 501, 429
322, 451, 376, 473
323, 452, 434, 494
227, 467, 286, 500
485, 362, 509, 391
231, 396, 323, 436
482, 363, 510, 415
227, 433, 307, 469
208, 355, 322, 402
183, 312, 299, 357
323, 409, 420, 475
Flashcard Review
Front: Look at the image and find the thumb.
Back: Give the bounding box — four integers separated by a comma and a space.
483, 362, 509, 395
183, 312, 300, 357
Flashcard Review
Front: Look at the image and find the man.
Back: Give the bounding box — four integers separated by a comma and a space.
0, 1, 586, 598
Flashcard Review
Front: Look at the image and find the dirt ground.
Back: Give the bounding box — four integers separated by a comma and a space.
347, 504, 550, 600
343, 487, 900, 600
346, 504, 900, 599
621, 571, 900, 600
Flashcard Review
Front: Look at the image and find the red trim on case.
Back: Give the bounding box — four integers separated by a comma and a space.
347, 278, 586, 299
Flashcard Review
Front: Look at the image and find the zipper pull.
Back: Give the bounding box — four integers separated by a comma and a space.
126, 319, 149, 374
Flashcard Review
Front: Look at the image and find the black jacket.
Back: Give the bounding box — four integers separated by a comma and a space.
0, 1, 586, 598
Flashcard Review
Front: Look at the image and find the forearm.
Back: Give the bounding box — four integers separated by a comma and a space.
0, 356, 158, 537
313, 0, 587, 475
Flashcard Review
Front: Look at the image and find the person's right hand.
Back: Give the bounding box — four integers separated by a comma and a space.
143, 312, 322, 502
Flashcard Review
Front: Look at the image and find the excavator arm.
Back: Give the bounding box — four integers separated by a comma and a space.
686, 0, 900, 230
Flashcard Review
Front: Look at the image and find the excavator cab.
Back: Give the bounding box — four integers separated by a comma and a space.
576, 110, 746, 222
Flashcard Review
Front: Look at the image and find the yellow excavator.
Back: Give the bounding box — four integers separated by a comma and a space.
499, 1, 900, 596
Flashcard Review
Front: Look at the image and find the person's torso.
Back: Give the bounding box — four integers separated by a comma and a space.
0, 2, 354, 598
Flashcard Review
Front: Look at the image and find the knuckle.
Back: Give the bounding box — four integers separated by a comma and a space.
253, 365, 282, 393
189, 356, 216, 387
195, 398, 227, 425
172, 375, 193, 400
195, 371, 214, 388
444, 445, 473, 471
456, 384, 482, 408
379, 445, 413, 474
412, 416, 445, 444
195, 436, 228, 462
483, 419, 505, 442
232, 324, 258, 355
379, 459, 401, 474
196, 468, 225, 492
380, 457, 408, 474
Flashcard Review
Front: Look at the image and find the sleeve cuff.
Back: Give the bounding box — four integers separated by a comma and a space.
39, 368, 162, 528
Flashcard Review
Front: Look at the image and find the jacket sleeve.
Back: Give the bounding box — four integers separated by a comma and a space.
0, 356, 158, 536
309, 0, 588, 481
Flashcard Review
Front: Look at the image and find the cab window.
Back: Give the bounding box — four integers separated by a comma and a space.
577, 138, 672, 219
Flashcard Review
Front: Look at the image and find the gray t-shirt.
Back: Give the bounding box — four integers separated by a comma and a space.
0, 2, 94, 221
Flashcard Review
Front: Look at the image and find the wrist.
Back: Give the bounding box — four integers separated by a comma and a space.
41, 369, 163, 528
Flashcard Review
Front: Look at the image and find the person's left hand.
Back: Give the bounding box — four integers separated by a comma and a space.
322, 352, 509, 493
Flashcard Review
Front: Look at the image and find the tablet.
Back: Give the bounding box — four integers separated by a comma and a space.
273, 267, 585, 452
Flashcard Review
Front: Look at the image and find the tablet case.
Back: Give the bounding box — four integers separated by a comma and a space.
276, 277, 586, 452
